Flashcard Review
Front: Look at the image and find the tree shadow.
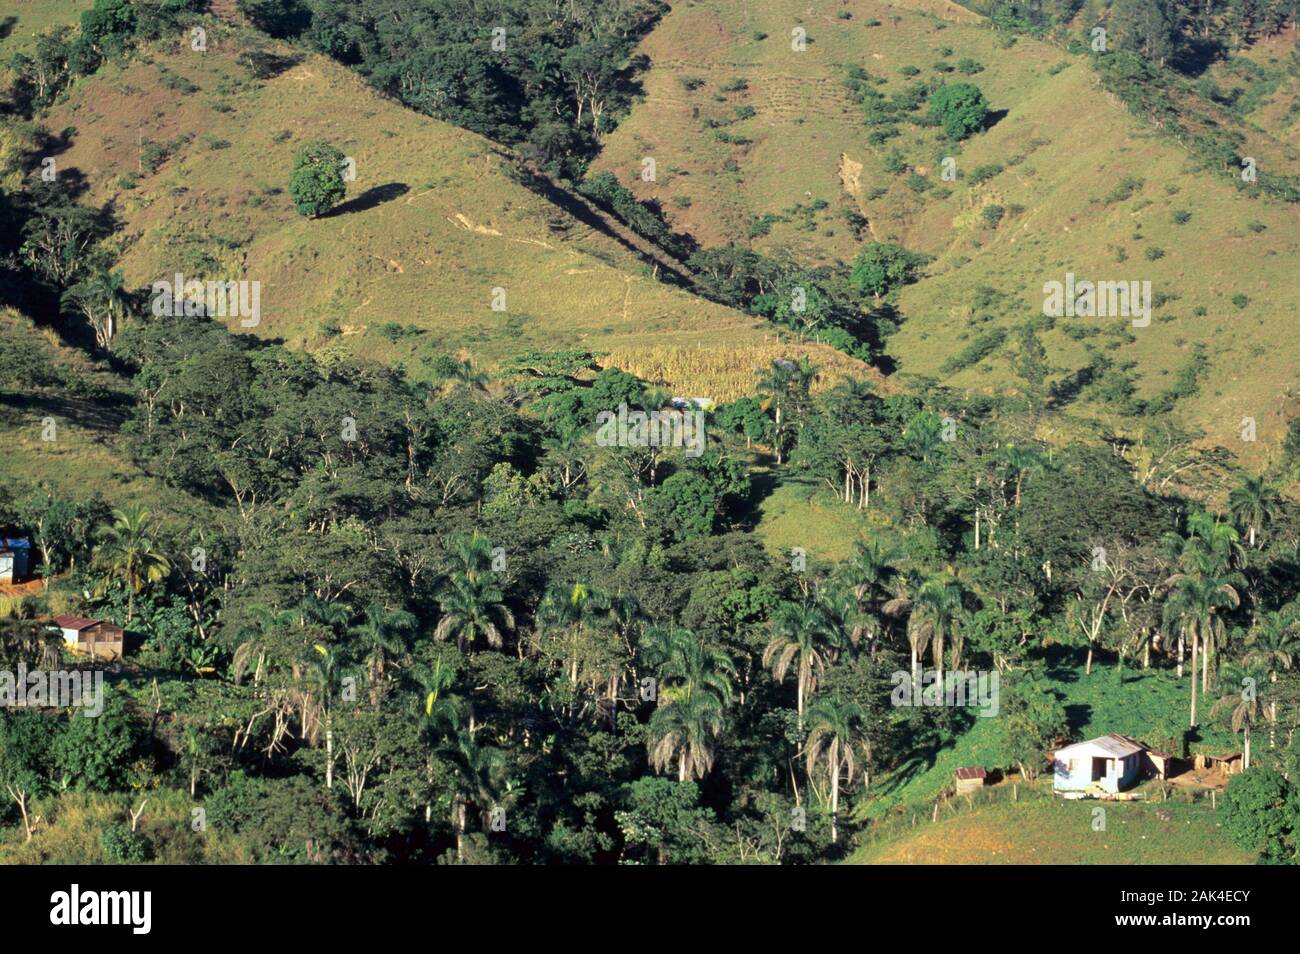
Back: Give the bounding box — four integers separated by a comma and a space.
0, 17, 16, 41
983, 108, 1009, 133
324, 182, 410, 217
1170, 38, 1228, 78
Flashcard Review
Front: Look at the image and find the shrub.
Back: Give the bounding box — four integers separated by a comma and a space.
289, 141, 347, 218
928, 83, 989, 140
101, 823, 153, 863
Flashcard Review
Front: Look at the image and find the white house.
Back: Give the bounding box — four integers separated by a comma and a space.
1052, 734, 1146, 795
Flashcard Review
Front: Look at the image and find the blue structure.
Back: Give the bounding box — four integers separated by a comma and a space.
1052, 734, 1145, 795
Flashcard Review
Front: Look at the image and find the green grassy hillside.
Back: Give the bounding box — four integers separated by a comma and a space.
848, 792, 1253, 863
595, 0, 1300, 455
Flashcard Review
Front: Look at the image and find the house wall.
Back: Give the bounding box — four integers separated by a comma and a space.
1054, 750, 1140, 793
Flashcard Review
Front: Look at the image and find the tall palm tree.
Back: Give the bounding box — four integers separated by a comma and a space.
350, 602, 416, 691
889, 574, 964, 698
303, 642, 351, 789
840, 539, 897, 654
437, 712, 517, 862
1227, 475, 1278, 549
534, 582, 608, 689
804, 695, 869, 843
762, 601, 840, 730
94, 504, 171, 621
642, 628, 734, 782
1210, 660, 1263, 770
1163, 574, 1240, 727
648, 691, 728, 782
434, 569, 514, 652
1244, 610, 1299, 747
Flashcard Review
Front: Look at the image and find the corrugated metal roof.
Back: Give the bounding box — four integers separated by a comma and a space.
954, 767, 988, 780
1055, 734, 1145, 758
53, 616, 99, 630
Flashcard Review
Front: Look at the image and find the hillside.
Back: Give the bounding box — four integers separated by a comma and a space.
595, 0, 1300, 454
38, 22, 867, 402
848, 792, 1254, 864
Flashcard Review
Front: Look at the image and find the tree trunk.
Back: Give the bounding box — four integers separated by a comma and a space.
1189, 633, 1199, 727
829, 761, 840, 843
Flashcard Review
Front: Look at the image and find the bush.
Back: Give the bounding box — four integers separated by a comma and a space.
1221, 769, 1298, 862
850, 242, 926, 298
928, 83, 989, 140
289, 141, 347, 218
101, 823, 153, 863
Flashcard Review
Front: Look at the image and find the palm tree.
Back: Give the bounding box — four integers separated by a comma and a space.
642, 628, 734, 782
648, 691, 728, 782
351, 602, 416, 691
303, 642, 351, 790
434, 569, 514, 652
437, 712, 517, 862
1227, 475, 1278, 549
804, 695, 869, 843
1210, 660, 1263, 770
1244, 610, 1299, 748
94, 504, 171, 621
535, 582, 607, 687
889, 574, 963, 698
756, 357, 817, 464
1163, 574, 1240, 727
762, 601, 840, 730
840, 539, 897, 654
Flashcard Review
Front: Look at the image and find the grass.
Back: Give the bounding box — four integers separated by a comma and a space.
852, 649, 1241, 824
847, 787, 1254, 864
35, 25, 862, 403
0, 0, 92, 58
593, 0, 1300, 458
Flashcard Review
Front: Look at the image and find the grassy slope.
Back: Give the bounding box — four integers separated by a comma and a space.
857, 656, 1240, 822
848, 794, 1253, 863
35, 21, 867, 403
596, 0, 1300, 455
0, 0, 92, 58
0, 310, 206, 519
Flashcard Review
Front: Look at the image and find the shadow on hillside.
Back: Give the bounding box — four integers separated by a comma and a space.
983, 109, 1009, 132
506, 160, 694, 282
326, 182, 409, 217
1170, 38, 1228, 78
0, 17, 15, 41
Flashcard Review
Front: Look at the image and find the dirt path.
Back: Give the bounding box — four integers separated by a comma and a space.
838, 153, 882, 242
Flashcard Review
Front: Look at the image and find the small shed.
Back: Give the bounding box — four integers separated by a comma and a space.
1197, 752, 1243, 776
54, 616, 125, 660
1144, 749, 1177, 780
954, 766, 988, 795
1053, 734, 1146, 795
0, 535, 32, 583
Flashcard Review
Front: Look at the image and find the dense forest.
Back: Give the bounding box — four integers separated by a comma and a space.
1, 0, 1299, 867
